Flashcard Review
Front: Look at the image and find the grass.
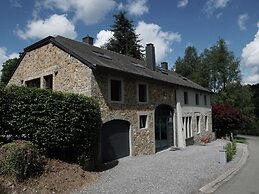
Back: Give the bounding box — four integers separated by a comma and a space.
235, 136, 248, 144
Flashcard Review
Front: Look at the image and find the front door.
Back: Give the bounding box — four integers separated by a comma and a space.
155, 116, 168, 151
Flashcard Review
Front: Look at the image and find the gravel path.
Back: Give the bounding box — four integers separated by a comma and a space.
76, 139, 243, 194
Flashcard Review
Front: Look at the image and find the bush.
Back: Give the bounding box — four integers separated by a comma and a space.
0, 140, 45, 181
224, 141, 237, 162
0, 86, 102, 164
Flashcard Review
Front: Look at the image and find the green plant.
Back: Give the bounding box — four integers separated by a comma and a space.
0, 140, 45, 182
224, 141, 237, 162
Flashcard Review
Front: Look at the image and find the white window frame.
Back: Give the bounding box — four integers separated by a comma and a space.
196, 115, 201, 134
108, 77, 124, 103
183, 116, 193, 139
138, 112, 149, 130
137, 82, 149, 104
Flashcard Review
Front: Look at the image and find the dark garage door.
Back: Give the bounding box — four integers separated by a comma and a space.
101, 120, 130, 163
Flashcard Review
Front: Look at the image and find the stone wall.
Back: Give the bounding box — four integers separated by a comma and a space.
91, 69, 176, 156
8, 43, 92, 96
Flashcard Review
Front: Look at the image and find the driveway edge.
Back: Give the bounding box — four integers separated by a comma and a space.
199, 143, 249, 194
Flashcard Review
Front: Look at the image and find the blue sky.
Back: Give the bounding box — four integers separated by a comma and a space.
1, 0, 259, 84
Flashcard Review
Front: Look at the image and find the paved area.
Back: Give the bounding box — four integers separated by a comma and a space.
77, 139, 243, 194
215, 135, 259, 194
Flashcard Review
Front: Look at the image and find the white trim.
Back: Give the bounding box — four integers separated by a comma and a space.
129, 124, 133, 156
137, 112, 149, 130
108, 77, 124, 103
196, 115, 201, 134
136, 82, 149, 104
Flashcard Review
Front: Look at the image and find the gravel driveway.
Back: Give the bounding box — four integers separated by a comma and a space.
77, 139, 242, 194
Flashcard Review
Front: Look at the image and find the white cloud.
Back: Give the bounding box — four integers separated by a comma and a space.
42, 0, 116, 25
177, 0, 188, 8
16, 14, 77, 40
136, 21, 181, 62
241, 27, 259, 84
216, 12, 223, 19
94, 30, 114, 47
204, 0, 230, 16
238, 14, 249, 31
10, 0, 22, 8
0, 47, 19, 73
127, 0, 149, 16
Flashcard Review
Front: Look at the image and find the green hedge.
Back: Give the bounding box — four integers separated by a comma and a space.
0, 86, 101, 163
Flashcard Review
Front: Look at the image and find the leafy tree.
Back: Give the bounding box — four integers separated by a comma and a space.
104, 11, 143, 59
1, 58, 19, 85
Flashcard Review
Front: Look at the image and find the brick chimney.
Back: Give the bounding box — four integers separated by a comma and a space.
161, 62, 168, 71
82, 35, 94, 45
146, 43, 156, 71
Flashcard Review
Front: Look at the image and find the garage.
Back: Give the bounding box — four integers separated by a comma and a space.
101, 120, 130, 163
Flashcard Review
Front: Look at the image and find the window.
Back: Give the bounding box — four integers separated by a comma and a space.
188, 116, 192, 137
205, 116, 209, 131
44, 75, 53, 89
25, 78, 40, 88
183, 116, 192, 138
184, 92, 188, 105
138, 83, 148, 103
196, 116, 200, 134
204, 95, 207, 105
196, 93, 199, 105
109, 79, 123, 102
139, 115, 148, 129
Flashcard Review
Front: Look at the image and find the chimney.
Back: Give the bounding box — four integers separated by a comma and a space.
146, 43, 156, 71
161, 62, 168, 71
82, 35, 94, 45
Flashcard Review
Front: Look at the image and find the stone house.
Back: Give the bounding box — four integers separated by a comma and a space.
8, 35, 214, 163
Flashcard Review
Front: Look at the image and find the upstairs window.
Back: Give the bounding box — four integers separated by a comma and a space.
204, 95, 207, 105
184, 92, 188, 105
196, 93, 199, 105
109, 79, 123, 102
138, 83, 148, 103
44, 74, 53, 90
25, 78, 40, 88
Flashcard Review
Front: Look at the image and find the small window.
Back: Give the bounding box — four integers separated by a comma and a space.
44, 75, 53, 90
184, 92, 188, 105
110, 79, 122, 102
196, 93, 199, 105
139, 115, 148, 129
205, 116, 209, 131
138, 83, 148, 103
204, 95, 207, 105
196, 116, 200, 134
188, 116, 192, 137
25, 78, 40, 88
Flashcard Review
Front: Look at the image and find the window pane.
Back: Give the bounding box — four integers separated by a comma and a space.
139, 115, 147, 129
25, 78, 40, 88
139, 84, 147, 102
44, 75, 53, 89
110, 79, 122, 101
184, 92, 188, 104
204, 95, 207, 105
196, 94, 199, 105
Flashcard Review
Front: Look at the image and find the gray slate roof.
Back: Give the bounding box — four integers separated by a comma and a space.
23, 35, 211, 93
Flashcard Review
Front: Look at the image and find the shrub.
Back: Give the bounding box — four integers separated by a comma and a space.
224, 141, 237, 162
0, 86, 102, 164
0, 140, 45, 181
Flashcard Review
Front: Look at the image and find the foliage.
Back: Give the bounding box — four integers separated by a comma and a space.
104, 11, 143, 59
250, 83, 259, 118
224, 141, 237, 162
235, 136, 247, 144
212, 103, 244, 137
0, 140, 45, 182
0, 58, 19, 85
0, 86, 102, 164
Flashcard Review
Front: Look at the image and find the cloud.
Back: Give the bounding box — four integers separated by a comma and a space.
127, 0, 149, 16
136, 21, 181, 62
204, 0, 230, 16
177, 0, 188, 8
10, 0, 22, 8
94, 30, 114, 47
238, 14, 249, 31
0, 47, 19, 73
241, 27, 259, 84
41, 0, 116, 25
16, 14, 77, 40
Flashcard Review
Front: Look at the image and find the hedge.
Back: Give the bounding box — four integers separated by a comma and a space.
0, 85, 102, 163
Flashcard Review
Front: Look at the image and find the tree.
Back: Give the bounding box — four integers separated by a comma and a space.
1, 58, 19, 85
104, 11, 143, 59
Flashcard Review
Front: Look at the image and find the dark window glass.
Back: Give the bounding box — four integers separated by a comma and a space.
110, 79, 122, 101
25, 78, 40, 88
184, 92, 188, 104
196, 93, 199, 105
204, 95, 207, 105
44, 75, 53, 90
139, 115, 147, 129
138, 84, 147, 102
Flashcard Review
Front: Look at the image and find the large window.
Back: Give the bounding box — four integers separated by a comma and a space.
183, 116, 192, 138
196, 116, 200, 134
109, 79, 123, 102
25, 78, 40, 88
184, 92, 188, 105
44, 74, 53, 90
196, 93, 199, 105
138, 83, 148, 103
